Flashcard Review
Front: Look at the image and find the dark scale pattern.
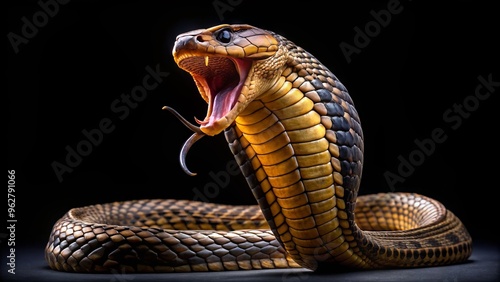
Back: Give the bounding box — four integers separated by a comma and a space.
331, 116, 350, 131
317, 88, 334, 102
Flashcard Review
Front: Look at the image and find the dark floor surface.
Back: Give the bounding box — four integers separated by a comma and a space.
1, 241, 498, 282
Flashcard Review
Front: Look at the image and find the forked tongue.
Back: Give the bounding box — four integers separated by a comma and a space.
162, 106, 205, 176
200, 83, 239, 127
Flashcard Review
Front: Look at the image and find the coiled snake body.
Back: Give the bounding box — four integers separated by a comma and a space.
45, 24, 472, 273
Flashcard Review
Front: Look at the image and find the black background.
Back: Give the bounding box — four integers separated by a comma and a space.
5, 0, 498, 277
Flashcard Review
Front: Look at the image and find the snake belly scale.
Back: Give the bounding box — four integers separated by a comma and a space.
45, 24, 472, 273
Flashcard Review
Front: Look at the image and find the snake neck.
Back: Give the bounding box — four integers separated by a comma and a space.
225, 49, 377, 269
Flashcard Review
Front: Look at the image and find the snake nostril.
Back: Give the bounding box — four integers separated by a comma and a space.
196, 35, 204, 43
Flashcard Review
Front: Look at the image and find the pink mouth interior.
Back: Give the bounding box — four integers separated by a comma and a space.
180, 56, 251, 128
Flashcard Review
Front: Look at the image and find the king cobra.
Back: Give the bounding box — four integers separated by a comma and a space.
45, 24, 472, 273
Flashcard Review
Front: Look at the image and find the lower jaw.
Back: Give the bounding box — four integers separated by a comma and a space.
199, 119, 231, 136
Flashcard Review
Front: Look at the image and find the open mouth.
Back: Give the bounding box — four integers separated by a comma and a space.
178, 55, 252, 133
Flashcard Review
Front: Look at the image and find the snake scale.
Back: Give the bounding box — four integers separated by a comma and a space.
45, 24, 472, 273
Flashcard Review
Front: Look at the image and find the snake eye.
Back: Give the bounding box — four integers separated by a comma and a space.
215, 28, 232, 44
